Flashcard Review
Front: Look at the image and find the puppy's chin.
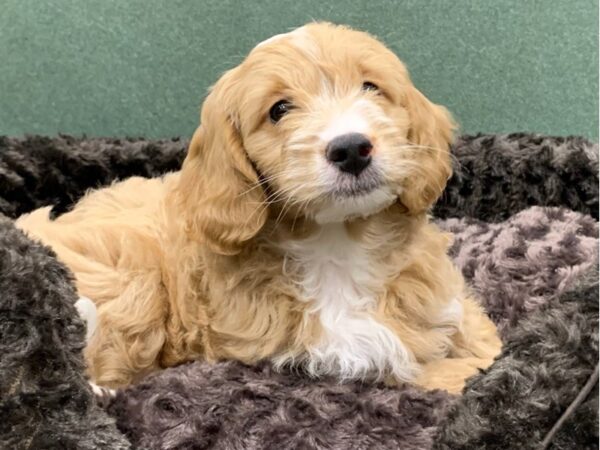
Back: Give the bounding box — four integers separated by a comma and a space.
314, 188, 396, 224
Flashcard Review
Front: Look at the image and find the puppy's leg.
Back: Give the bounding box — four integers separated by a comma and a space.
75, 296, 119, 404
64, 253, 166, 387
449, 296, 502, 360
415, 357, 495, 394
85, 273, 168, 388
18, 206, 169, 388
415, 296, 502, 394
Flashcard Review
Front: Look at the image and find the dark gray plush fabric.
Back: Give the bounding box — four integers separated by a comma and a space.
0, 216, 129, 449
107, 362, 451, 450
1, 133, 598, 222
435, 133, 599, 221
0, 135, 186, 219
103, 207, 597, 450
0, 133, 597, 449
433, 264, 599, 450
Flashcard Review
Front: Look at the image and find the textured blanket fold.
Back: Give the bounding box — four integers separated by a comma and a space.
0, 133, 597, 449
434, 263, 599, 450
0, 216, 130, 450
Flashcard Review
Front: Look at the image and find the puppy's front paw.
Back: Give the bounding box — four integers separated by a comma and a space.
415, 357, 492, 394
89, 381, 116, 408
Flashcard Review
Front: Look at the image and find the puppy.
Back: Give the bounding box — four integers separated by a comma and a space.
17, 22, 501, 392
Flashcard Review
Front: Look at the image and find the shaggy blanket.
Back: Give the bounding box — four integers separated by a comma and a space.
0, 215, 130, 450
0, 133, 598, 449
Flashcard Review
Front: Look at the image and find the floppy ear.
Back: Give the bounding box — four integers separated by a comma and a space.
177, 74, 267, 255
399, 86, 455, 214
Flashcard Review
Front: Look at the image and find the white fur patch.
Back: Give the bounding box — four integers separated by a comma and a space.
254, 27, 315, 54
278, 224, 416, 381
314, 188, 396, 224
90, 381, 116, 398
75, 296, 98, 342
319, 106, 371, 143
254, 32, 290, 49
438, 297, 463, 327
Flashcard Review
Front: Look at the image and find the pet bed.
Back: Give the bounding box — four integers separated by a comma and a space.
0, 133, 597, 449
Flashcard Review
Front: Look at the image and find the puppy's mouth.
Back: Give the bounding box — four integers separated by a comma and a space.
330, 166, 382, 198
313, 167, 394, 224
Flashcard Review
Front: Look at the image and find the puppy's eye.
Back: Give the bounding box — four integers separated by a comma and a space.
269, 100, 292, 123
362, 82, 379, 92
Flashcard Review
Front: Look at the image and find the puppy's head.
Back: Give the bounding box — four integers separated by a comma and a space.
180, 22, 455, 254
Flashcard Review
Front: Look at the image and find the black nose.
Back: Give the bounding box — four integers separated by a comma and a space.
326, 133, 373, 176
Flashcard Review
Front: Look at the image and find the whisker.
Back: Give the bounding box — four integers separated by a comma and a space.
273, 184, 311, 230
291, 196, 313, 233
236, 169, 301, 198
238, 178, 313, 235
399, 142, 463, 170
241, 182, 303, 228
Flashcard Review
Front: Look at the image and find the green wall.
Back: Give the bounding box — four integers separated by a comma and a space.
1, 0, 598, 140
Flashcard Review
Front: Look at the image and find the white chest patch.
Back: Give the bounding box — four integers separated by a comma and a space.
278, 224, 416, 381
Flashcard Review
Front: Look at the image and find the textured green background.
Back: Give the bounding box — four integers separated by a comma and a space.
1, 0, 598, 140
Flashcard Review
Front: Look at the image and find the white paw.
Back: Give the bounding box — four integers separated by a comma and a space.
75, 296, 98, 342
89, 381, 116, 398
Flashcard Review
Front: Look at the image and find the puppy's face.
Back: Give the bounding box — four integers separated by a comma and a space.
180, 23, 454, 253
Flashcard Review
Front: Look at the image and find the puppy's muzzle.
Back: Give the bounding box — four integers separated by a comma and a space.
326, 133, 372, 176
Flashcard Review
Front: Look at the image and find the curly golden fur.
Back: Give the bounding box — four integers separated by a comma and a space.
16, 23, 501, 391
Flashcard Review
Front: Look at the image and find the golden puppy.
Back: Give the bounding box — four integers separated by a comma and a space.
17, 22, 501, 392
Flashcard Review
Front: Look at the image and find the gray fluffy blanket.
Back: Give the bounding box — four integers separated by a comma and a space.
0, 134, 598, 449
